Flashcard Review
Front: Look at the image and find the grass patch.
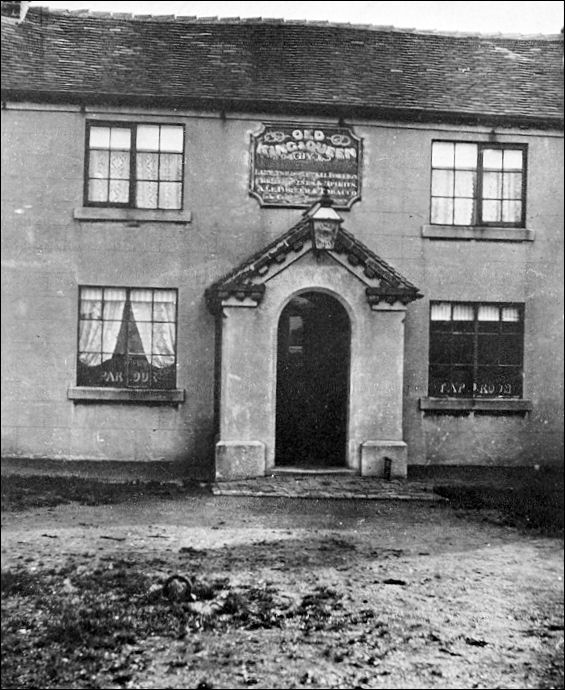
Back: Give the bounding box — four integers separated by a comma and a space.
1, 560, 367, 688
1, 474, 206, 512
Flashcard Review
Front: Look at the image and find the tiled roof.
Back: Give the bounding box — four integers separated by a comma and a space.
205, 211, 422, 313
1, 6, 563, 127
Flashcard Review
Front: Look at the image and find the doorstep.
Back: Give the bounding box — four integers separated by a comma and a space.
210, 473, 445, 501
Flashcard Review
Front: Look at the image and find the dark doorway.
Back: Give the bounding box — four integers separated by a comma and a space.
275, 291, 350, 467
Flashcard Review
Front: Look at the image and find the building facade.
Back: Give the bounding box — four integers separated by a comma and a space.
1, 4, 563, 479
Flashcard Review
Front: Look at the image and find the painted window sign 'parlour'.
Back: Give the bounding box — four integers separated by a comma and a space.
77, 287, 177, 389
250, 123, 362, 208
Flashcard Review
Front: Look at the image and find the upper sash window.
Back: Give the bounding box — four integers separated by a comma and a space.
85, 123, 184, 210
431, 142, 526, 227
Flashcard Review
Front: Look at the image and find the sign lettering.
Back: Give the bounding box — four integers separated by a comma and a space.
250, 124, 362, 208
436, 381, 515, 396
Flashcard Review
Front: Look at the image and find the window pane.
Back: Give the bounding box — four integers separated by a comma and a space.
128, 356, 152, 388
110, 151, 130, 180
153, 290, 177, 321
478, 334, 499, 365
80, 288, 103, 319
110, 127, 131, 150
431, 303, 451, 321
451, 334, 474, 363
137, 125, 160, 151
89, 126, 110, 148
453, 198, 474, 225
130, 289, 154, 319
483, 148, 503, 170
152, 360, 176, 388
153, 289, 177, 304
429, 333, 452, 363
102, 288, 127, 319
503, 149, 523, 170
136, 152, 159, 180
158, 182, 182, 209
109, 180, 129, 203
432, 142, 454, 168
126, 321, 146, 354
431, 197, 453, 224
503, 172, 522, 199
475, 367, 522, 397
152, 323, 175, 355
88, 179, 108, 202
501, 306, 520, 322
428, 365, 451, 396
482, 172, 502, 199
153, 354, 175, 368
498, 334, 523, 365
478, 305, 499, 321
136, 181, 158, 208
454, 143, 477, 169
502, 200, 522, 224
431, 169, 453, 196
153, 294, 176, 322
89, 150, 109, 178
440, 366, 473, 397
454, 170, 476, 197
79, 323, 102, 353
482, 200, 501, 223
160, 126, 184, 152
452, 304, 474, 321
159, 153, 183, 181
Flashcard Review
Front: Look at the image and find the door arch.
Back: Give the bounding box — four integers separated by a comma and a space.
275, 291, 350, 467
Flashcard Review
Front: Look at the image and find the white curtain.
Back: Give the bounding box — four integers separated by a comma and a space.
79, 320, 103, 365
101, 288, 127, 361
452, 304, 474, 321
478, 305, 500, 321
79, 287, 126, 365
430, 302, 451, 321
152, 291, 176, 368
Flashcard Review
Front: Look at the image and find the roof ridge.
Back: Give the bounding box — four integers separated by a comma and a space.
22, 5, 564, 40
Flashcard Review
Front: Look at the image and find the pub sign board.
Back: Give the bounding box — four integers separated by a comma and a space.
250, 123, 362, 208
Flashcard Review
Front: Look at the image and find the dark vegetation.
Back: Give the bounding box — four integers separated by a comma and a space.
1, 559, 362, 689
434, 468, 564, 535
1, 474, 206, 512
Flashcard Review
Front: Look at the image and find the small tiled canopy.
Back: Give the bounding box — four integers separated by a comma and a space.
206, 213, 423, 314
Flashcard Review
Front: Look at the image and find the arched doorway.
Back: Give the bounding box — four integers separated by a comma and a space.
275, 291, 350, 467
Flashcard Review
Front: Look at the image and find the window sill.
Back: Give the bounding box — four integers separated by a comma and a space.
421, 225, 534, 242
68, 387, 185, 404
419, 397, 532, 413
74, 207, 192, 224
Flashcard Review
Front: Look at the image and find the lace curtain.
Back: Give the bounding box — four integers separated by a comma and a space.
80, 288, 175, 368
129, 289, 176, 368
79, 288, 126, 365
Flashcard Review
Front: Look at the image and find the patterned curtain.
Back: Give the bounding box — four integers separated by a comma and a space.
152, 290, 176, 368
79, 288, 126, 365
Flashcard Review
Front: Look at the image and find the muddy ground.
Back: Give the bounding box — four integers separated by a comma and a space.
1, 481, 563, 689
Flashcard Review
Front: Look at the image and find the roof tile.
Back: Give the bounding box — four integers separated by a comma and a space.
1, 6, 562, 126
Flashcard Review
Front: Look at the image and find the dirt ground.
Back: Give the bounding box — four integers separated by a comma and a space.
1, 489, 564, 689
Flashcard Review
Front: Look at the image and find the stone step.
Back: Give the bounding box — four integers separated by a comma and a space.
210, 475, 446, 501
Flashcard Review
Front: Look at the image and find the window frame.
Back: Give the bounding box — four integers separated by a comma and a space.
83, 121, 186, 210
430, 141, 528, 228
76, 285, 179, 391
428, 301, 525, 399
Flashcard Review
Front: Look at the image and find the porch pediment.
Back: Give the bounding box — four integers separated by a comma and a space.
205, 214, 422, 313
